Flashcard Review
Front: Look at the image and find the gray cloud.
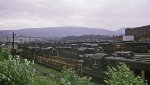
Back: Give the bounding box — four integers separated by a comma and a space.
0, 0, 150, 30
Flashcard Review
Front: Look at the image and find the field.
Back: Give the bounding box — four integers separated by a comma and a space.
29, 63, 103, 85
29, 64, 61, 85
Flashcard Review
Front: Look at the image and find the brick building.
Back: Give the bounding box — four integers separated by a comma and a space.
125, 25, 150, 41
113, 35, 123, 42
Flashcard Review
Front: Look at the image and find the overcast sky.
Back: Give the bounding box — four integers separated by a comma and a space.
0, 0, 150, 31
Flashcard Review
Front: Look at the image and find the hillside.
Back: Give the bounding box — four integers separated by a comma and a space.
61, 35, 112, 42
0, 27, 124, 38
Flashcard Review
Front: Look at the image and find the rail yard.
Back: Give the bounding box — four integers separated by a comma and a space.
14, 41, 150, 84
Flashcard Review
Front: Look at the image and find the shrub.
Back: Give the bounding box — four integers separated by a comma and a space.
60, 67, 94, 85
0, 48, 9, 61
0, 56, 35, 85
105, 62, 148, 85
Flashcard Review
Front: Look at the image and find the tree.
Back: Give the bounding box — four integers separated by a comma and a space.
0, 56, 35, 85
105, 63, 147, 85
0, 48, 9, 61
60, 67, 94, 85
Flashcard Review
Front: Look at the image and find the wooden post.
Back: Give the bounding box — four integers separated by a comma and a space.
12, 32, 16, 57
141, 70, 145, 80
80, 64, 83, 76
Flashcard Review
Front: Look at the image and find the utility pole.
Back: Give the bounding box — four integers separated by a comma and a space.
12, 32, 16, 57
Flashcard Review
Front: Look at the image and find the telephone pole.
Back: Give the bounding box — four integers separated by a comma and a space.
12, 32, 16, 57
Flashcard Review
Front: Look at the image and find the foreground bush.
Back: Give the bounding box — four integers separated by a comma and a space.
0, 57, 34, 85
0, 48, 9, 61
60, 68, 94, 85
105, 63, 147, 85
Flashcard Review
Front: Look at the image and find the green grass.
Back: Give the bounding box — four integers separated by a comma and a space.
34, 64, 61, 76
29, 75, 59, 85
29, 64, 61, 85
28, 64, 102, 85
3, 55, 103, 85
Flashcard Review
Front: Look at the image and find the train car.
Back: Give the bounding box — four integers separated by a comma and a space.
98, 43, 114, 54
58, 47, 79, 59
82, 53, 107, 78
124, 42, 150, 53
35, 56, 83, 75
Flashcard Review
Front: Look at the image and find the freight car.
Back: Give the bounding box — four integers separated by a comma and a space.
34, 56, 83, 75
82, 53, 107, 78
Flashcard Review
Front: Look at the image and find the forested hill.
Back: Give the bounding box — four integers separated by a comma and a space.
0, 27, 124, 38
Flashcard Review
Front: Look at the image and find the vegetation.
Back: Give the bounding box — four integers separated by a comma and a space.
30, 64, 98, 85
0, 48, 35, 85
0, 56, 34, 85
29, 64, 60, 85
61, 35, 112, 42
0, 47, 60, 85
105, 63, 148, 85
60, 67, 95, 85
0, 48, 9, 61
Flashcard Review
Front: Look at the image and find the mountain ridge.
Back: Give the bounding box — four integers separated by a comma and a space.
0, 27, 124, 38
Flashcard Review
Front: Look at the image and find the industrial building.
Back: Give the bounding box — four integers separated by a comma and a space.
113, 35, 134, 42
125, 25, 150, 41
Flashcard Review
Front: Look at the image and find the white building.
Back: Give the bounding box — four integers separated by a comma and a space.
123, 35, 134, 42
